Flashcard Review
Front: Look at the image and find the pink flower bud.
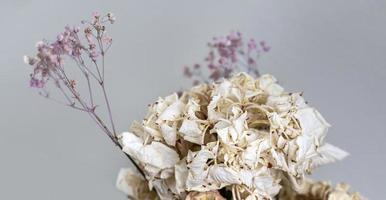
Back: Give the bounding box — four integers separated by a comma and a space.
92, 11, 100, 18
248, 39, 257, 50
260, 41, 270, 52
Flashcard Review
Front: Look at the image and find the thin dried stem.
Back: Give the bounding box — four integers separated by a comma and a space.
25, 12, 147, 183
101, 82, 117, 138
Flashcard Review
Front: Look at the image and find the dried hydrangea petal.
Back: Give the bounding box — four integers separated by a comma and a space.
208, 166, 241, 185
179, 120, 205, 145
160, 123, 177, 146
116, 168, 158, 200
158, 99, 185, 121
120, 132, 180, 169
186, 149, 216, 191
175, 158, 189, 194
258, 74, 284, 96
310, 143, 349, 169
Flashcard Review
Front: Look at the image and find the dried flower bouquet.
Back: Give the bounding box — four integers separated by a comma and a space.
24, 13, 363, 200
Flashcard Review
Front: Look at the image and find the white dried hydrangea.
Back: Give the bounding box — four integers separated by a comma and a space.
117, 73, 349, 200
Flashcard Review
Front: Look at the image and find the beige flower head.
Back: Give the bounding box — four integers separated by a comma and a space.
118, 73, 349, 200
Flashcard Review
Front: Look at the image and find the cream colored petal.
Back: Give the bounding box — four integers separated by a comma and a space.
214, 112, 247, 143
271, 149, 289, 171
233, 112, 247, 136
243, 139, 270, 167
119, 131, 145, 160
266, 95, 292, 113
175, 158, 188, 194
292, 93, 307, 108
239, 169, 281, 198
295, 107, 331, 161
252, 175, 281, 197
145, 165, 162, 178
142, 142, 180, 169
116, 168, 157, 200
208, 166, 241, 185
258, 74, 283, 96
187, 149, 215, 173
186, 150, 215, 190
153, 93, 178, 114
295, 107, 330, 139
130, 121, 147, 138
186, 171, 209, 191
151, 179, 175, 200
265, 83, 284, 96
311, 143, 349, 169
295, 134, 314, 162
216, 126, 231, 144
243, 143, 259, 167
268, 112, 289, 130
179, 119, 204, 144
158, 100, 185, 121
213, 79, 232, 97
185, 99, 201, 119
160, 168, 174, 179
207, 95, 223, 121
160, 124, 177, 146
259, 74, 277, 89
116, 168, 141, 196
120, 132, 179, 169
144, 125, 163, 138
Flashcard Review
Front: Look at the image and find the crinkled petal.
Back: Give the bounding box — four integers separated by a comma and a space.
311, 143, 349, 169
160, 124, 177, 146
179, 120, 204, 144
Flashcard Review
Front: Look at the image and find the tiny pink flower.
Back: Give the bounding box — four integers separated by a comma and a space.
248, 39, 257, 50
89, 50, 99, 61
183, 66, 192, 78
107, 13, 116, 24
29, 77, 45, 88
260, 41, 270, 52
92, 11, 101, 18
102, 35, 113, 45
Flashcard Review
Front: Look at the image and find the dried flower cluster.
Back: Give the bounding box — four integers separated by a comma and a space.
25, 12, 363, 200
116, 73, 358, 200
183, 31, 269, 86
24, 11, 114, 90
24, 12, 145, 177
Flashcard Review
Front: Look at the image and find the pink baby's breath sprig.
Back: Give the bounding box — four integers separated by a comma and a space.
24, 12, 145, 178
183, 31, 269, 85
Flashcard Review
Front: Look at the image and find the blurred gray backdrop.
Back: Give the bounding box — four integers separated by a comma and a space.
1, 0, 385, 199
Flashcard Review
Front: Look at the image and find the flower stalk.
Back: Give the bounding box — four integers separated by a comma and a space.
24, 12, 145, 179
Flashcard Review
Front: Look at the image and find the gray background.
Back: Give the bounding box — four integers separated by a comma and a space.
1, 0, 385, 199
